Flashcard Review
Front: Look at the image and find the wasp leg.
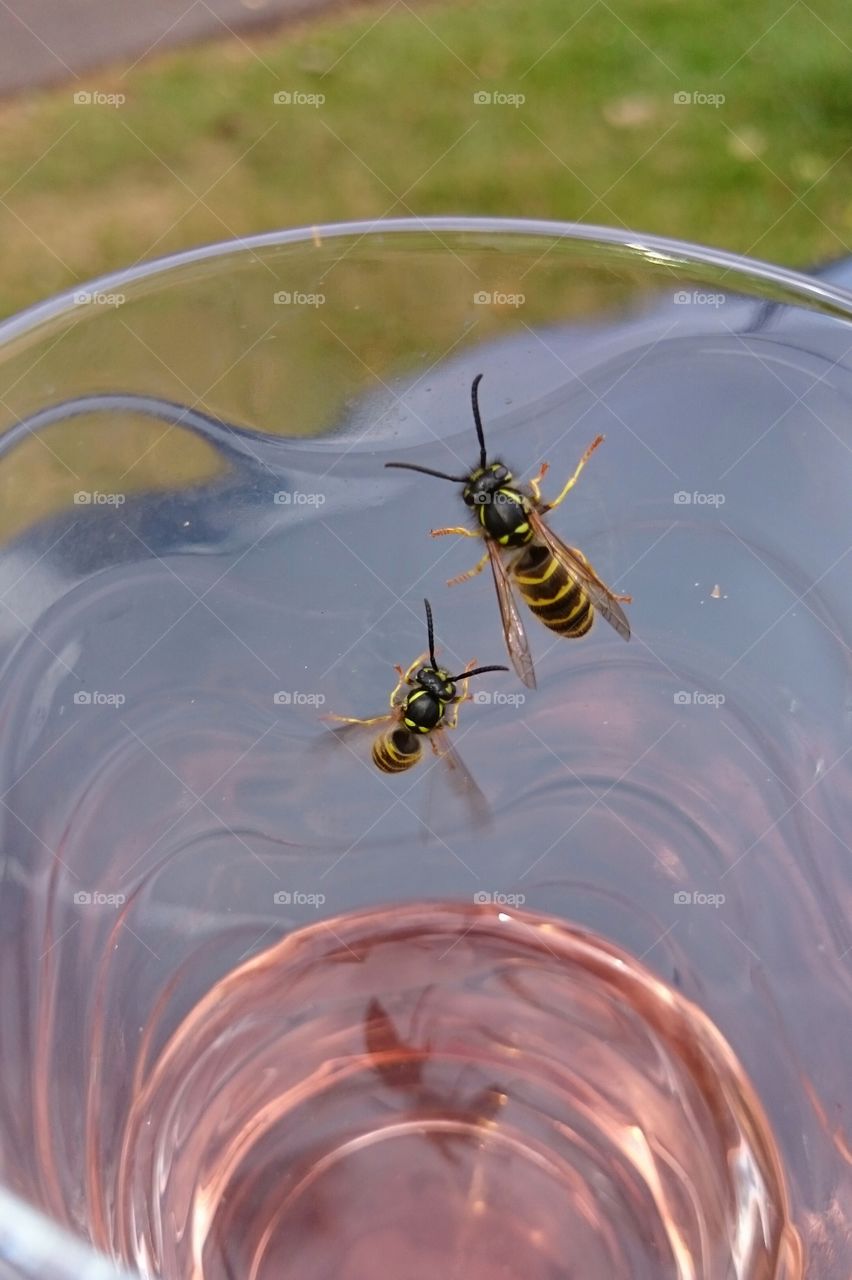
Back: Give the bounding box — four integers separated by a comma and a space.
447, 551, 489, 588
446, 660, 477, 727
445, 698, 472, 729
387, 664, 409, 708
396, 655, 427, 696
527, 461, 550, 503
431, 525, 480, 538
327, 713, 390, 727
542, 434, 604, 512
614, 591, 632, 603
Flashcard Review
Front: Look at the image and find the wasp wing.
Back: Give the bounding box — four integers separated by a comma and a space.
486, 538, 537, 689
313, 711, 399, 760
425, 728, 492, 831
527, 508, 631, 641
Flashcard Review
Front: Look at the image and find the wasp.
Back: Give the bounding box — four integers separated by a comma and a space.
325, 599, 507, 798
385, 374, 631, 689
363, 992, 506, 1163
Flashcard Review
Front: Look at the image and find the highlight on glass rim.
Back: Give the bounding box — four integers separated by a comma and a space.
0, 2, 849, 1278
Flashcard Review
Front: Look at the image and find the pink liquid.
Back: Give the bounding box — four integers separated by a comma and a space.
111, 904, 800, 1280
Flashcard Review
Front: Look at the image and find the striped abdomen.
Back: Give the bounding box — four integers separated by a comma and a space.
372, 726, 422, 774
513, 543, 594, 638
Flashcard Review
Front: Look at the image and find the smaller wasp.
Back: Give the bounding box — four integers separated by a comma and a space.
325, 599, 507, 802
385, 374, 631, 689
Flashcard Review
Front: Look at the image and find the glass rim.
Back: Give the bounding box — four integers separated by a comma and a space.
3, 216, 852, 350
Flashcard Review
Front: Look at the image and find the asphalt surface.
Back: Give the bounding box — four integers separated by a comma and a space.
0, 0, 353, 97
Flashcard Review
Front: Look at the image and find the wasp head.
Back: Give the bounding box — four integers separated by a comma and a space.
462, 461, 512, 508
415, 666, 456, 702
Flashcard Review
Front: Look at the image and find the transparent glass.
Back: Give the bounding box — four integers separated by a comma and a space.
0, 218, 850, 1279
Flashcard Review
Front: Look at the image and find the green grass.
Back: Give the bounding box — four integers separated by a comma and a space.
0, 0, 851, 318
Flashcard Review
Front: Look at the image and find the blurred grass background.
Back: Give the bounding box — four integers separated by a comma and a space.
1, 0, 851, 319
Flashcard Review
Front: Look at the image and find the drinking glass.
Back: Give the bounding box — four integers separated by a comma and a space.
0, 217, 850, 1279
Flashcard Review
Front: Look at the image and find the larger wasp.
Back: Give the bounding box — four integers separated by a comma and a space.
326, 599, 507, 801
385, 374, 631, 689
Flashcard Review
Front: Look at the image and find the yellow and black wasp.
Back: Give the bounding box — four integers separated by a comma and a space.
385, 374, 631, 689
325, 598, 507, 799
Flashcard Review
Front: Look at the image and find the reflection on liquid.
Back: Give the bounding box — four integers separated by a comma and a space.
0, 274, 850, 1277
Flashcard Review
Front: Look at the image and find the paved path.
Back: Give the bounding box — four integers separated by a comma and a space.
0, 0, 351, 97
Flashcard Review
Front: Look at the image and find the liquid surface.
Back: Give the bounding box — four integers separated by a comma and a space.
118, 903, 801, 1280
0, 277, 850, 1277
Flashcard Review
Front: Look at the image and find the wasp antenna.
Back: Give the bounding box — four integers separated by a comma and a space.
385, 461, 468, 483
423, 598, 438, 669
450, 663, 510, 681
471, 373, 487, 469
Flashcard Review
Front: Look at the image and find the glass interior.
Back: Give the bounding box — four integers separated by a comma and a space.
0, 218, 850, 1279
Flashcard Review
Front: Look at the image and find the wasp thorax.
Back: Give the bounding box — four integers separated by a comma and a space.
463, 462, 512, 507
416, 667, 456, 701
